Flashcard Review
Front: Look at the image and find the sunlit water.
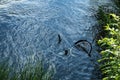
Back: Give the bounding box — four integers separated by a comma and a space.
0, 0, 113, 80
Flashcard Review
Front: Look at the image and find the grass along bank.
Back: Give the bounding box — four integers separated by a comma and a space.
0, 60, 54, 80
96, 2, 120, 80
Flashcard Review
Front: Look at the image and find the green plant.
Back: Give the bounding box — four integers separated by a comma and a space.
0, 64, 9, 80
97, 6, 120, 80
0, 61, 54, 80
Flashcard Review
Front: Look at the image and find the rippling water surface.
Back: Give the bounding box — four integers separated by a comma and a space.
0, 0, 113, 80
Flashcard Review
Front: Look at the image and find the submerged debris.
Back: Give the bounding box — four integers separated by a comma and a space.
57, 34, 62, 44
64, 49, 69, 55
74, 40, 92, 57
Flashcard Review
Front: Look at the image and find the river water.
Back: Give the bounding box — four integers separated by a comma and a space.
0, 0, 113, 80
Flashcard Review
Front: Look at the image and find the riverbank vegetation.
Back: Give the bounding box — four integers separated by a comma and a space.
97, 0, 120, 80
0, 61, 54, 80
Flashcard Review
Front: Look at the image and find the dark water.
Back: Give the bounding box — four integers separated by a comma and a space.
0, 0, 112, 80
